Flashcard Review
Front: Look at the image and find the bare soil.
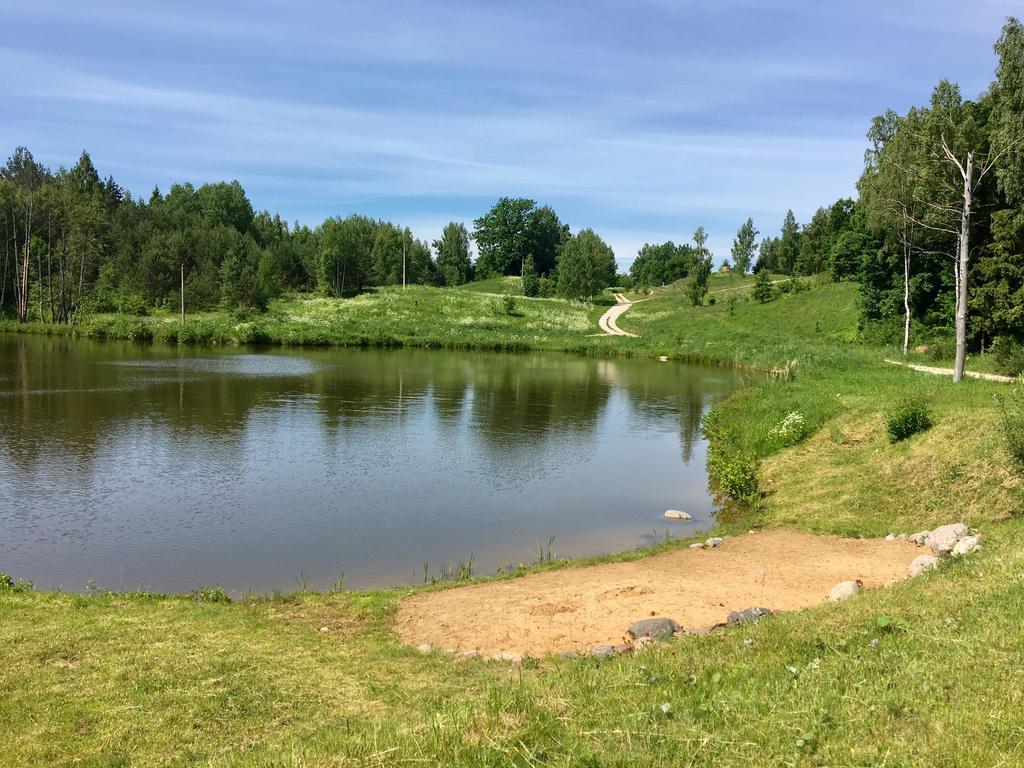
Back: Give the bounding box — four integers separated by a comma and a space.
395, 529, 919, 656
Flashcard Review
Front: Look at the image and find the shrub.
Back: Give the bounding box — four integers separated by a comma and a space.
752, 271, 776, 304
1000, 388, 1024, 473
113, 292, 149, 316
501, 295, 517, 315
703, 408, 760, 503
0, 573, 32, 593
194, 586, 231, 603
992, 336, 1024, 377
885, 397, 933, 443
926, 336, 957, 363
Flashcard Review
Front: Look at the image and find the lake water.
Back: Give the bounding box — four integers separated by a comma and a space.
0, 334, 741, 592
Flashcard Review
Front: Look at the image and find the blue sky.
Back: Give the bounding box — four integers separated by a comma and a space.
2, 1, 1018, 267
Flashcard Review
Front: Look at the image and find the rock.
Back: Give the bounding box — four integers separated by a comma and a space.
633, 636, 655, 650
909, 531, 930, 546
927, 524, 969, 557
726, 606, 773, 626
951, 535, 982, 557
591, 645, 617, 658
689, 542, 705, 549
559, 651, 578, 660
491, 651, 524, 665
318, 626, 330, 633
896, 533, 909, 542
664, 509, 692, 520
417, 643, 433, 654
456, 650, 480, 660
908, 554, 939, 577
613, 643, 634, 654
627, 617, 680, 642
884, 533, 896, 541
827, 580, 863, 602
705, 537, 724, 548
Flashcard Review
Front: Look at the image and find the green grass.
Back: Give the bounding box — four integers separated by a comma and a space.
3, 274, 1024, 765
458, 276, 524, 295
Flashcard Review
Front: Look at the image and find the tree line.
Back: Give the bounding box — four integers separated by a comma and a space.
626, 18, 1024, 378
0, 159, 620, 322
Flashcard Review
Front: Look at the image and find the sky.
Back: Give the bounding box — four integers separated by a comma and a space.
2, 1, 1019, 267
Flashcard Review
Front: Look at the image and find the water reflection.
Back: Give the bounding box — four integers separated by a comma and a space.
0, 335, 740, 591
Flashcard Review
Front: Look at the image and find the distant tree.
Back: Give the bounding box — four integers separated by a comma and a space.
524, 205, 569, 275
629, 241, 694, 287
687, 226, 713, 306
752, 269, 776, 304
556, 229, 616, 299
778, 210, 801, 274
521, 255, 540, 297
433, 221, 472, 286
473, 197, 536, 277
318, 215, 377, 295
731, 218, 758, 275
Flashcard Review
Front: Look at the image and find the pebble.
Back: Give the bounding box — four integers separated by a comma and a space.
456, 650, 480, 660
417, 644, 433, 654
827, 580, 863, 602
907, 554, 939, 577
884, 533, 896, 541
591, 645, 617, 658
908, 531, 930, 546
896, 533, 909, 542
689, 542, 705, 549
664, 509, 692, 520
318, 626, 330, 633
705, 537, 724, 548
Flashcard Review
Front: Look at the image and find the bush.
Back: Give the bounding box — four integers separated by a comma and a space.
770, 411, 808, 447
502, 295, 517, 315
885, 397, 933, 443
703, 408, 760, 503
926, 336, 957, 363
1000, 388, 1024, 473
0, 573, 32, 592
992, 336, 1024, 377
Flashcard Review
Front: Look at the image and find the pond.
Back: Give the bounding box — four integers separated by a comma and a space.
0, 335, 742, 592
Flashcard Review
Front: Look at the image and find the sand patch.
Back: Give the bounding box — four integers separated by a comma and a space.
395, 529, 919, 657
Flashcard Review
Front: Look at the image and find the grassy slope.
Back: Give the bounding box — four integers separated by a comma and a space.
3, 275, 1024, 766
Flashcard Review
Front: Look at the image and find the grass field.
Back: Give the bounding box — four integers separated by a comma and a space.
3, 274, 1024, 766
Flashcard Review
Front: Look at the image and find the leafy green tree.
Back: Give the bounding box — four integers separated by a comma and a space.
433, 222, 472, 286
524, 205, 569, 275
687, 227, 713, 306
521, 255, 539, 297
752, 269, 776, 304
731, 218, 758, 275
993, 18, 1024, 207
318, 215, 376, 295
778, 210, 801, 275
556, 228, 616, 299
472, 197, 536, 277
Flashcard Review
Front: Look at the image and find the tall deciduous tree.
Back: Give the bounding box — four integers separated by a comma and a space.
731, 218, 758, 275
556, 228, 616, 299
687, 226, 713, 306
472, 197, 536, 278
433, 222, 472, 286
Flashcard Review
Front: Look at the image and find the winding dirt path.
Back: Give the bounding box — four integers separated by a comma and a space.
396, 530, 919, 657
597, 293, 639, 337
884, 359, 1016, 383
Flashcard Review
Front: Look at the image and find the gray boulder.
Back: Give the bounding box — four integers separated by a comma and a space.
908, 554, 939, 577
927, 524, 969, 557
726, 606, 773, 626
951, 535, 982, 557
627, 617, 679, 642
664, 509, 692, 520
827, 580, 863, 602
908, 531, 930, 546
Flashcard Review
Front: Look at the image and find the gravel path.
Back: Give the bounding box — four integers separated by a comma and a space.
597, 293, 639, 337
884, 359, 1017, 383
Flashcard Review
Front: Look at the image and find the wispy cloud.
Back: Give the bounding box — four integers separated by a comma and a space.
1, 1, 1013, 265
